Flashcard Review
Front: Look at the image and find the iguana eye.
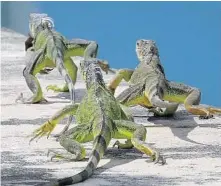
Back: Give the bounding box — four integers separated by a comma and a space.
150, 46, 155, 52
95, 67, 100, 72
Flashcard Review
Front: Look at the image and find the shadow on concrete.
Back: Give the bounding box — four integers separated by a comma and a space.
1, 116, 75, 126
163, 144, 221, 159
1, 118, 49, 126
146, 109, 219, 146
92, 173, 221, 186
1, 150, 55, 186
47, 88, 86, 104
2, 144, 220, 186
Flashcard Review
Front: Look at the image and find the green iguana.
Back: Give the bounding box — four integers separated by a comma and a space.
16, 13, 112, 137
16, 13, 110, 104
30, 57, 165, 186
107, 39, 221, 119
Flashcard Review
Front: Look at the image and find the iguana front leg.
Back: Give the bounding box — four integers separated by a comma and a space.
184, 89, 221, 119
29, 104, 79, 142
47, 57, 78, 92
113, 120, 166, 165
107, 69, 134, 94
15, 49, 47, 104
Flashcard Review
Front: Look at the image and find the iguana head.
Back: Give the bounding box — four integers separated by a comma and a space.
136, 39, 159, 63
29, 13, 54, 38
80, 58, 105, 88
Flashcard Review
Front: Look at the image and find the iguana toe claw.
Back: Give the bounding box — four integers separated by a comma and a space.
15, 93, 24, 103
50, 155, 57, 161
29, 120, 56, 144
41, 98, 48, 103
46, 85, 58, 92
46, 149, 60, 161
155, 155, 166, 165
151, 152, 166, 165
47, 149, 54, 157
46, 85, 68, 93
15, 93, 48, 104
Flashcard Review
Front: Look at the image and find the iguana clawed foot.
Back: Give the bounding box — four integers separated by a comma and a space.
47, 149, 85, 161
198, 107, 221, 119
113, 140, 166, 165
113, 140, 133, 149
47, 149, 64, 161
151, 151, 166, 165
15, 93, 48, 104
148, 107, 164, 116
199, 114, 214, 120
46, 85, 69, 92
29, 120, 56, 143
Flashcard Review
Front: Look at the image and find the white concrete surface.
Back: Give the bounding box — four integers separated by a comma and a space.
1, 28, 221, 186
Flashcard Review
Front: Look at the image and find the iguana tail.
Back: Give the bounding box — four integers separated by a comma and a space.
49, 43, 75, 134
54, 52, 75, 102
146, 78, 178, 109
46, 32, 75, 103
55, 117, 111, 185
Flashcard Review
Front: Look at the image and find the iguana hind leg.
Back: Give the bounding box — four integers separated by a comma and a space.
113, 120, 165, 165
15, 50, 47, 104
107, 69, 134, 94
47, 57, 78, 93
184, 89, 221, 119
48, 125, 93, 161
46, 41, 101, 93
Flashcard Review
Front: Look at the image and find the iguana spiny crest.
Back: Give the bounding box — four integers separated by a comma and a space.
136, 39, 165, 75
29, 13, 54, 38
80, 59, 106, 89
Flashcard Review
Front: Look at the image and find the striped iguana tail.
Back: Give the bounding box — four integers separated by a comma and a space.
151, 94, 177, 108
49, 41, 75, 135
145, 78, 178, 109
49, 118, 111, 186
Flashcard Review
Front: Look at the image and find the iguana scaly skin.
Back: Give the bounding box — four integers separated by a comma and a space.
108, 39, 221, 119
16, 13, 111, 137
16, 13, 110, 104
30, 57, 165, 186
